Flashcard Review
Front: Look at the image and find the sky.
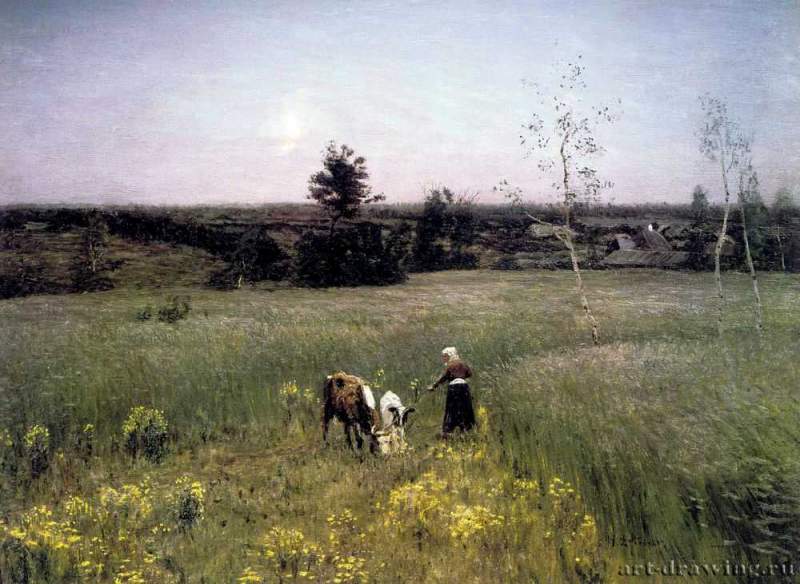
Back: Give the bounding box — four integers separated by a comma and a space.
1, 0, 798, 206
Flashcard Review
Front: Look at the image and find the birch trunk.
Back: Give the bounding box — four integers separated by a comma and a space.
557, 129, 599, 345
561, 230, 600, 345
526, 210, 601, 346
775, 230, 786, 272
739, 204, 764, 334
88, 240, 97, 274
713, 205, 730, 337
714, 159, 732, 337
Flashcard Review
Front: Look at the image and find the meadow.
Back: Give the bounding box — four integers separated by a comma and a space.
1, 269, 799, 583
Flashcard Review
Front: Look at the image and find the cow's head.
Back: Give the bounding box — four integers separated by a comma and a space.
372, 404, 414, 456
387, 406, 415, 432
325, 371, 363, 395
371, 424, 409, 455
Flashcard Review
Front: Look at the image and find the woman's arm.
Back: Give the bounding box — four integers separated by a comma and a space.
431, 371, 448, 389
430, 366, 452, 390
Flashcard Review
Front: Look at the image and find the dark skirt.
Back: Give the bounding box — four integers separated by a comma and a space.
442, 382, 476, 435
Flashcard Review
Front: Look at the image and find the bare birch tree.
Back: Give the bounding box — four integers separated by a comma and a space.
697, 95, 751, 336
770, 187, 795, 272
767, 225, 787, 273
737, 164, 764, 333
500, 57, 618, 346
71, 210, 113, 292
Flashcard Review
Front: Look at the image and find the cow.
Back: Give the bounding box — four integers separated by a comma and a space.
372, 391, 415, 455
322, 371, 381, 453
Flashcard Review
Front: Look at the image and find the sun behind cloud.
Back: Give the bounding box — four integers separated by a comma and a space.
258, 106, 307, 154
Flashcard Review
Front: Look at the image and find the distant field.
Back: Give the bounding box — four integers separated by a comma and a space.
0, 230, 226, 290
1, 270, 799, 582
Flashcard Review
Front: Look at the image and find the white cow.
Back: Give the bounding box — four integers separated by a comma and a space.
371, 391, 415, 455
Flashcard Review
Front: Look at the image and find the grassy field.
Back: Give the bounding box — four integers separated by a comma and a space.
1, 269, 799, 583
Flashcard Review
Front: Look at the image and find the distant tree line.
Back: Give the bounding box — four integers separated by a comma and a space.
684, 182, 799, 272
0, 143, 475, 294
2, 192, 799, 299
0, 137, 798, 299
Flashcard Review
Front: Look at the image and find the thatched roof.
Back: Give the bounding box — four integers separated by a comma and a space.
612, 234, 636, 251
633, 228, 672, 251
602, 250, 692, 268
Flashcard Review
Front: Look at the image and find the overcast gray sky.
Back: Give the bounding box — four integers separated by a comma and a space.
1, 0, 798, 205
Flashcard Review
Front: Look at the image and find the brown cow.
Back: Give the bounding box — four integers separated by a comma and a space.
322, 371, 380, 453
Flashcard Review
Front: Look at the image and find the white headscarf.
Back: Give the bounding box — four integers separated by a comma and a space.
442, 346, 460, 361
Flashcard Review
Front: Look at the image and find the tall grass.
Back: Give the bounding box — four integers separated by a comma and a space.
489, 336, 800, 564
1, 269, 798, 581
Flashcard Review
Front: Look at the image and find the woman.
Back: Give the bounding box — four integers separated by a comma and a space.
428, 347, 476, 437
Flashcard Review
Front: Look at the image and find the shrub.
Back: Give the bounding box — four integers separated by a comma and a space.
293, 222, 410, 287
411, 187, 480, 271
70, 210, 115, 293
23, 425, 50, 479
447, 197, 479, 256
278, 381, 318, 425
69, 262, 114, 293
171, 476, 205, 530
134, 306, 153, 321
683, 228, 715, 270
259, 526, 322, 581
208, 228, 290, 290
690, 185, 710, 223
156, 296, 191, 323
122, 407, 168, 463
0, 255, 55, 300
448, 504, 504, 542
412, 188, 450, 270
